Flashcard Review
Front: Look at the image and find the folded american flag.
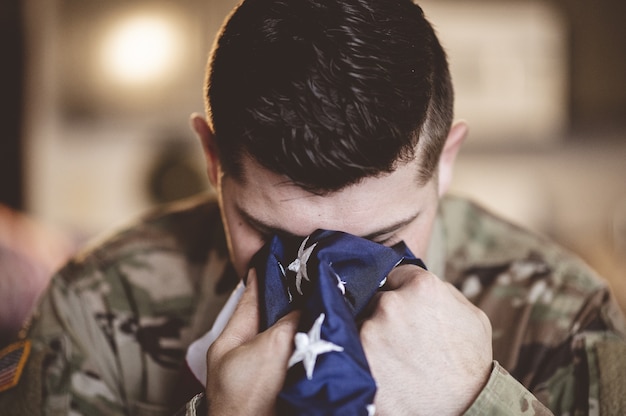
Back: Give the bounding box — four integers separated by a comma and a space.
250, 229, 424, 415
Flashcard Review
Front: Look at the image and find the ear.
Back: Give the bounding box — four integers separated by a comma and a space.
437, 120, 468, 197
190, 113, 220, 188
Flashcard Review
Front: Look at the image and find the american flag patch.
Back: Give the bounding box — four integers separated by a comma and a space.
0, 340, 31, 393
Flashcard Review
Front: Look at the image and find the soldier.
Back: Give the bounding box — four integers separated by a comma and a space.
2, 0, 626, 414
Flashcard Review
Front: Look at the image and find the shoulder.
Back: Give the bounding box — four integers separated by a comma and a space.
58, 193, 226, 287
438, 199, 626, 412
35, 193, 234, 332
21, 194, 231, 414
438, 194, 623, 338
439, 194, 605, 295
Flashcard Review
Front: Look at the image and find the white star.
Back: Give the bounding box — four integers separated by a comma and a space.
367, 404, 376, 416
378, 276, 387, 288
334, 272, 347, 295
288, 313, 344, 380
288, 236, 318, 295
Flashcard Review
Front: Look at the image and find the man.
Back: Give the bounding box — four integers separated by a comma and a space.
1, 0, 625, 414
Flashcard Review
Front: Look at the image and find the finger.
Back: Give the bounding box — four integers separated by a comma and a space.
383, 264, 430, 291
256, 310, 301, 370
273, 308, 301, 332
219, 268, 261, 348
258, 309, 300, 347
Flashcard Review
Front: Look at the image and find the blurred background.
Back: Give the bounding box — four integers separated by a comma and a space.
1, 0, 625, 315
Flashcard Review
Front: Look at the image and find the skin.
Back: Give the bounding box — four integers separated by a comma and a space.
206, 269, 300, 415
192, 114, 492, 415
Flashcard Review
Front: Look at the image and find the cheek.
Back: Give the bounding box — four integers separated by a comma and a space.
218, 182, 265, 278
226, 217, 266, 278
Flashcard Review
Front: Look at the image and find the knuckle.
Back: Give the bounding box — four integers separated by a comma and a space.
269, 320, 296, 346
377, 290, 401, 315
207, 334, 243, 363
407, 271, 439, 295
418, 268, 439, 283
390, 264, 427, 281
206, 342, 222, 369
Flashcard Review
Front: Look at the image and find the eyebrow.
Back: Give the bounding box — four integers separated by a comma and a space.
237, 204, 419, 242
360, 211, 420, 241
237, 206, 304, 239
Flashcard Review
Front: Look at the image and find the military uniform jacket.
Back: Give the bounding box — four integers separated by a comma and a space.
1, 194, 625, 415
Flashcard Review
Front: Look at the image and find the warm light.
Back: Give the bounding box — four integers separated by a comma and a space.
101, 14, 182, 86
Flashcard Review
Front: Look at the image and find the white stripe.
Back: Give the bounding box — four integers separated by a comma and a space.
185, 281, 245, 386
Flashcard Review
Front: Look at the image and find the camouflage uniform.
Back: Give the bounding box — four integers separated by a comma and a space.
1, 194, 625, 415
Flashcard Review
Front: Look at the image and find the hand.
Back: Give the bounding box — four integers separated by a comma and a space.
206, 269, 299, 416
360, 265, 492, 415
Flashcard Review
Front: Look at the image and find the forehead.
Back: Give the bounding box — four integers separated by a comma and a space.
226, 157, 433, 237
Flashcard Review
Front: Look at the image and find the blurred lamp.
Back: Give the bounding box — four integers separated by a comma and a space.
100, 13, 183, 86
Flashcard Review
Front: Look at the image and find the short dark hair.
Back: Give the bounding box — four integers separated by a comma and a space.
206, 0, 453, 193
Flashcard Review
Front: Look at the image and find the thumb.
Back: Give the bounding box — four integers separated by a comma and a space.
218, 268, 261, 349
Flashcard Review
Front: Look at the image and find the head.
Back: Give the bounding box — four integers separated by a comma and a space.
193, 0, 468, 278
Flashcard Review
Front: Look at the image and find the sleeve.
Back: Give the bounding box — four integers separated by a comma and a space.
532, 288, 626, 415
466, 335, 626, 415
0, 273, 121, 415
173, 393, 207, 416
0, 200, 224, 415
8, 272, 132, 416
1, 266, 209, 416
464, 362, 553, 415
466, 288, 626, 416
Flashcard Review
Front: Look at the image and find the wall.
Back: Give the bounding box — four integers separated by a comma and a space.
0, 0, 25, 209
